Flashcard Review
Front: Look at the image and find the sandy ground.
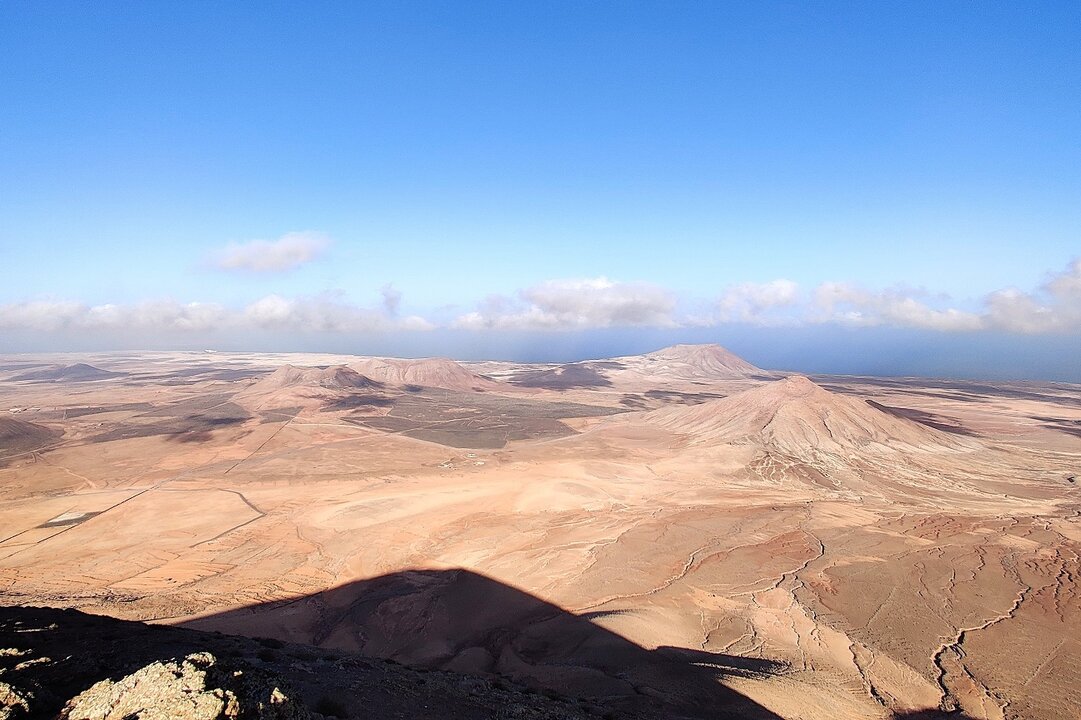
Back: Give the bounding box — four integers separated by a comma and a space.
1, 347, 1079, 719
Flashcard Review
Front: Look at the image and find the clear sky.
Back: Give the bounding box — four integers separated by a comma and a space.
2, 2, 1080, 379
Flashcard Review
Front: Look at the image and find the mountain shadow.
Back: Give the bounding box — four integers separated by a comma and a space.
0, 604, 612, 719
183, 568, 784, 719
891, 712, 979, 719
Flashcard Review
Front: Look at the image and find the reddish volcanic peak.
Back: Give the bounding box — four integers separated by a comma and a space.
749, 374, 833, 400
643, 375, 968, 455
246, 364, 380, 392
635, 343, 761, 379
318, 366, 381, 389
349, 357, 496, 392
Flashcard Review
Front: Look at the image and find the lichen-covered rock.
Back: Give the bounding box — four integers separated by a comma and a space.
58, 652, 309, 720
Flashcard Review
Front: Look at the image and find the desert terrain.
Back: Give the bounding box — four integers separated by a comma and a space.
1, 345, 1079, 719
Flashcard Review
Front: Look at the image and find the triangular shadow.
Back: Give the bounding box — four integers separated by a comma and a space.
184, 567, 784, 719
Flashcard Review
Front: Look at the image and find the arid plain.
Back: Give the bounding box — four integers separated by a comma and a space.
2, 345, 1079, 719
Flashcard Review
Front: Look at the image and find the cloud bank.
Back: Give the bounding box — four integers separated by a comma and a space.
2, 260, 1078, 341
214, 231, 331, 272
0, 294, 432, 335
809, 283, 984, 331
691, 259, 1080, 334
716, 279, 800, 324
806, 259, 1081, 333
982, 258, 1081, 333
453, 277, 677, 330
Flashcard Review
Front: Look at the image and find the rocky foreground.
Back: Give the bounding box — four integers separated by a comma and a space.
0, 606, 613, 720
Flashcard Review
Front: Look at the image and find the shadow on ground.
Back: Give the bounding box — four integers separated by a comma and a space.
2, 571, 980, 718
892, 712, 979, 719
183, 568, 783, 719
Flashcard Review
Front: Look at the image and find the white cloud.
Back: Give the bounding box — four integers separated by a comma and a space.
127, 301, 228, 331
453, 277, 677, 330
3, 259, 1079, 341
0, 300, 229, 332
241, 292, 432, 333
983, 259, 1081, 333
716, 279, 799, 323
810, 282, 983, 331
243, 294, 296, 326
804, 258, 1081, 334
0, 294, 432, 336
214, 231, 331, 272
0, 300, 86, 331
241, 293, 382, 332
450, 263, 1081, 334
399, 314, 436, 331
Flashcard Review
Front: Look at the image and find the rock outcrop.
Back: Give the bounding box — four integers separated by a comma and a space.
58, 652, 308, 720
0, 606, 601, 720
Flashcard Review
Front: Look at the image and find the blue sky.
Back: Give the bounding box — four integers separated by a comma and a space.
1, 2, 1080, 378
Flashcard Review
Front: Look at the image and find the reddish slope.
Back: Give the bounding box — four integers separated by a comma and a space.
250, 364, 381, 391
0, 417, 63, 459
644, 375, 969, 455
623, 344, 762, 381
235, 364, 385, 412
349, 357, 498, 392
